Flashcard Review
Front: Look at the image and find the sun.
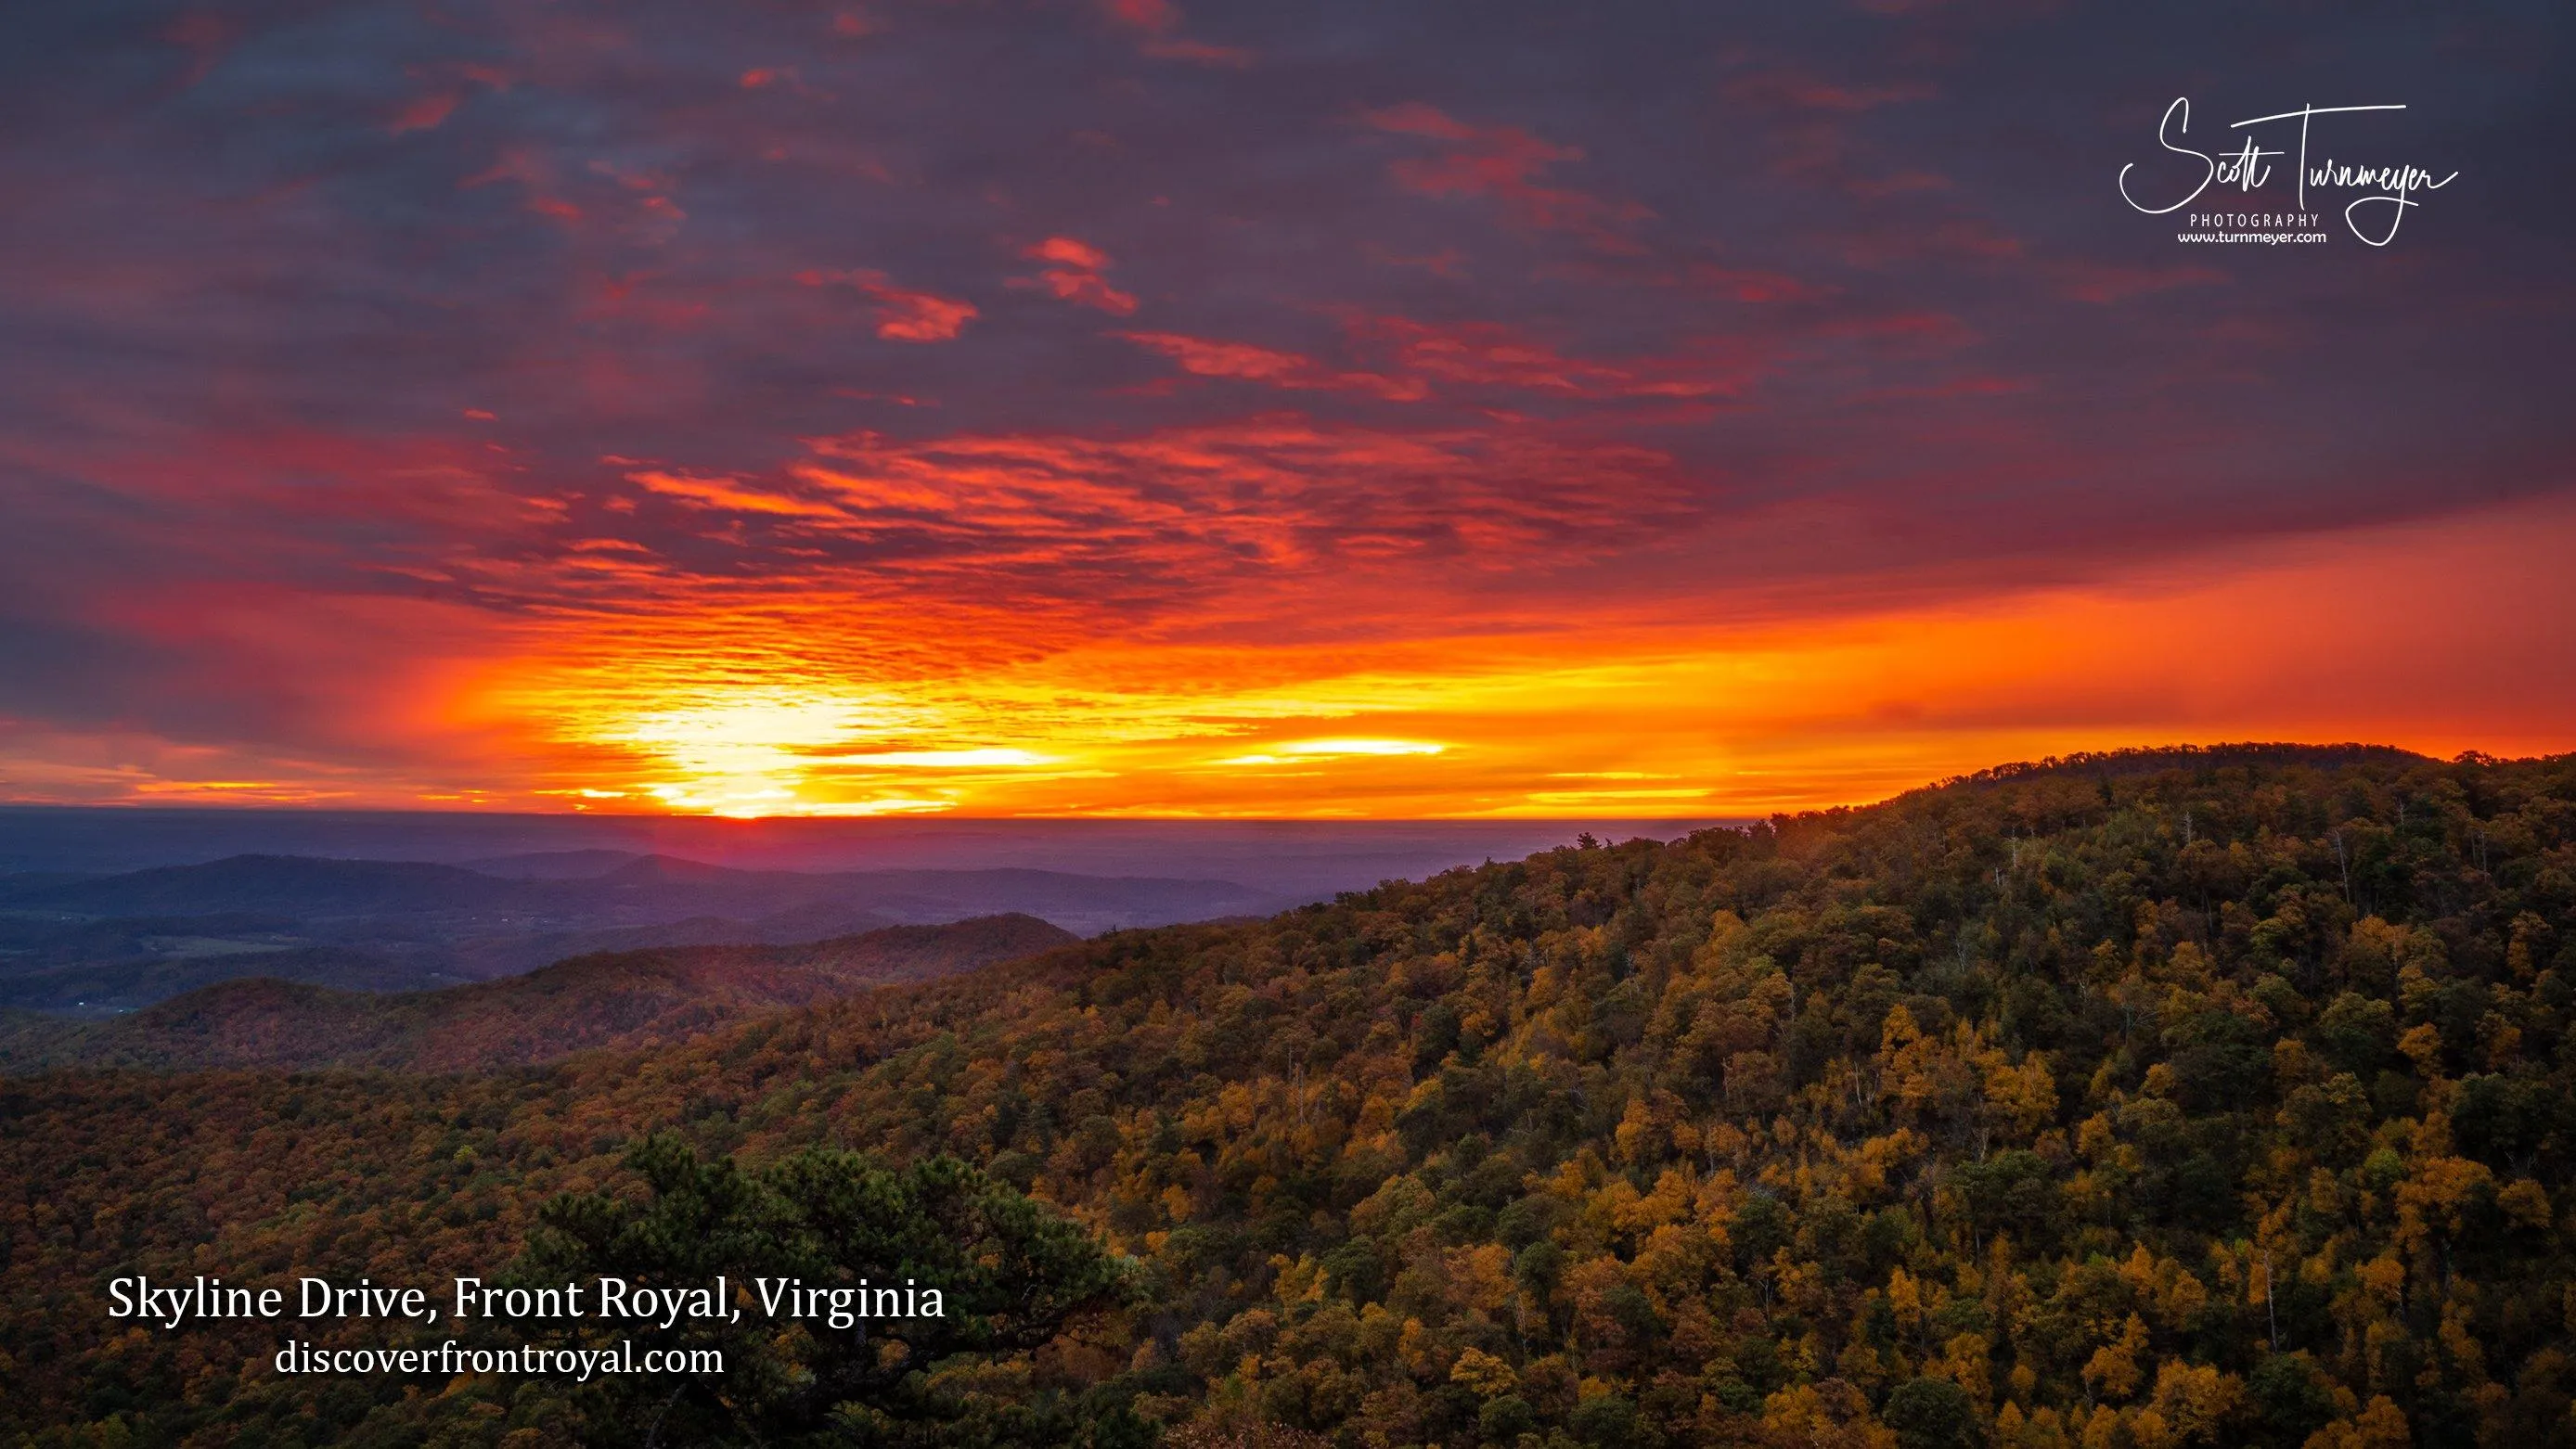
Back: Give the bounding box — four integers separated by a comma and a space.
596, 690, 902, 817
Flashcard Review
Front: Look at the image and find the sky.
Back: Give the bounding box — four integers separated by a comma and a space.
1, 1, 2570, 818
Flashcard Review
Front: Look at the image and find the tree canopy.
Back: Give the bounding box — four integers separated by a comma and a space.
518, 1135, 1139, 1446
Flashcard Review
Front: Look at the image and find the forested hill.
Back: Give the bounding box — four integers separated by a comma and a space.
6, 747, 2575, 1449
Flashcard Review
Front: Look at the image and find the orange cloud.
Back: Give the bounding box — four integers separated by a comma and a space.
625, 469, 844, 518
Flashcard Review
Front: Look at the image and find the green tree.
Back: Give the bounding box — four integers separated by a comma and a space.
1883, 1378, 1979, 1449
518, 1134, 1137, 1446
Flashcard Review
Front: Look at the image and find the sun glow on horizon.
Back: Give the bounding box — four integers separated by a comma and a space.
406, 494, 2573, 819
1213, 737, 1450, 767
15, 497, 2565, 821
578, 688, 1055, 817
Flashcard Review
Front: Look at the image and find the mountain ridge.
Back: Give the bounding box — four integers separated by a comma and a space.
0, 853, 1284, 1010
0, 912, 1076, 1072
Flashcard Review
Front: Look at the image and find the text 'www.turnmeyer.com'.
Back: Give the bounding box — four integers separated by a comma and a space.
273, 1340, 722, 1380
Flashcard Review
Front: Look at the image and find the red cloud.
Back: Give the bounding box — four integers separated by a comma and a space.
1119, 332, 1423, 400
1349, 316, 1760, 401
459, 147, 583, 225
1098, 0, 1252, 66
1117, 318, 1766, 405
1030, 237, 1111, 269
387, 64, 509, 135
388, 92, 461, 135
1103, 0, 1179, 30
1017, 237, 1139, 314
790, 417, 1702, 597
1141, 39, 1251, 66
869, 289, 977, 342
1684, 263, 1826, 303
1361, 103, 1648, 251
159, 11, 238, 89
796, 269, 979, 341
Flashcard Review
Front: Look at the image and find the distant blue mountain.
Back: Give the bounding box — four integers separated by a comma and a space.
0, 814, 1734, 1012
0, 851, 1294, 1010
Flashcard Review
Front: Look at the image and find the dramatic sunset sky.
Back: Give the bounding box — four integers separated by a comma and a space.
2, 2, 2569, 817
